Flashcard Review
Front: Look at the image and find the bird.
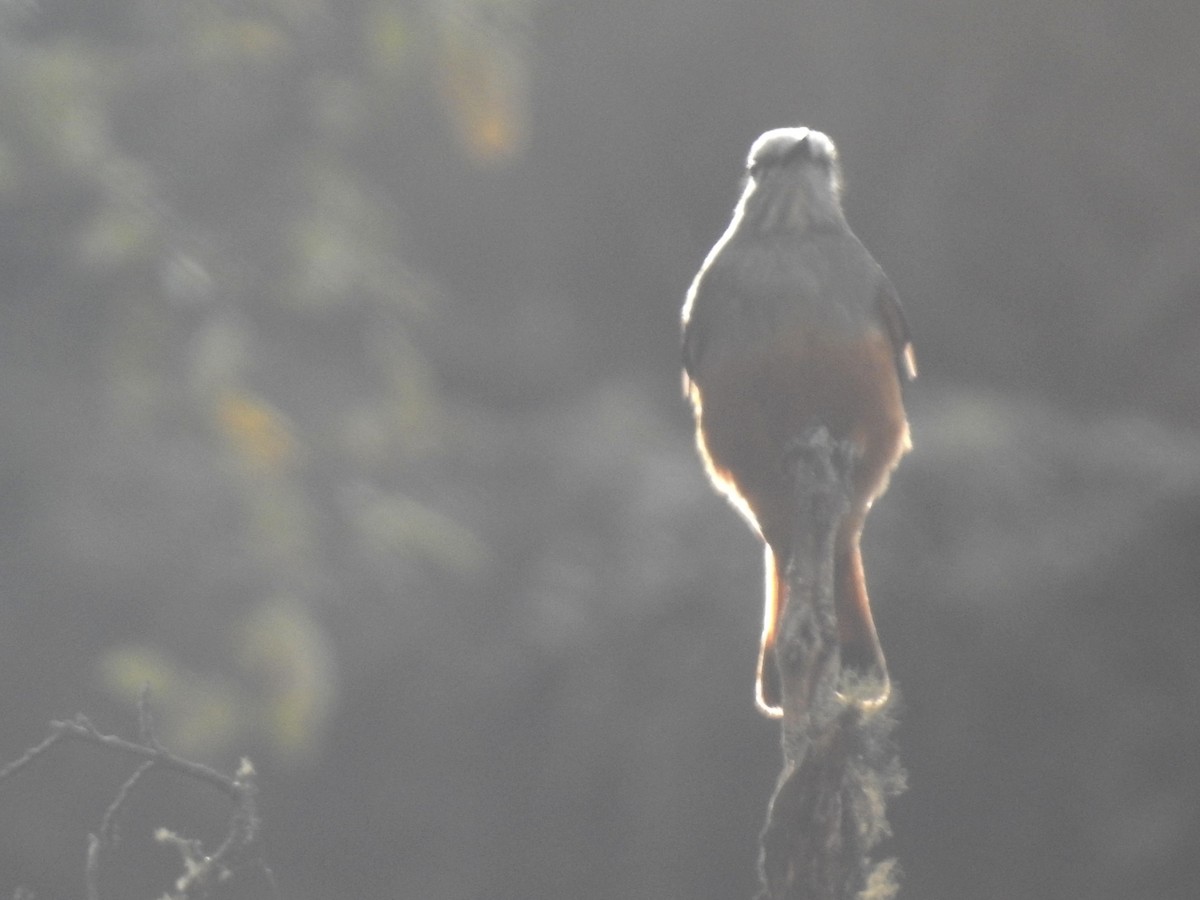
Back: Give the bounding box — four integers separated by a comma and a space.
681, 126, 915, 717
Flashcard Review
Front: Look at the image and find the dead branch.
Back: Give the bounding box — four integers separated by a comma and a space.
0, 690, 278, 900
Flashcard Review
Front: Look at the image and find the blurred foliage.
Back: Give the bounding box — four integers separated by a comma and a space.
432, 2, 531, 164
99, 644, 243, 759
96, 593, 338, 766
0, 0, 533, 773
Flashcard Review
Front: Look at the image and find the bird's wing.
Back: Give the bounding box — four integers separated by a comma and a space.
875, 278, 917, 382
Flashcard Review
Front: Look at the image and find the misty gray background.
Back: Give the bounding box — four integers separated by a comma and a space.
1, 0, 1198, 897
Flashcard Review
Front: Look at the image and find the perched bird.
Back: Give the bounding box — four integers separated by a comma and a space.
681, 127, 915, 717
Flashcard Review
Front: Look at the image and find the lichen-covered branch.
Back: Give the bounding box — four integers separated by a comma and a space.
757, 428, 905, 900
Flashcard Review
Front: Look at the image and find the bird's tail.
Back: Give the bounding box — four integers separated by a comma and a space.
755, 545, 785, 718
755, 541, 891, 717
835, 539, 891, 710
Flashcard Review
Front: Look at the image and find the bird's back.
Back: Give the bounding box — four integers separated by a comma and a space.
683, 226, 892, 386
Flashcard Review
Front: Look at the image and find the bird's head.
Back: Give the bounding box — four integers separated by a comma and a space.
740, 127, 845, 230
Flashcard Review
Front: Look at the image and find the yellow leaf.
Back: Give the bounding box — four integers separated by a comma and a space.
434, 12, 528, 165
215, 390, 298, 473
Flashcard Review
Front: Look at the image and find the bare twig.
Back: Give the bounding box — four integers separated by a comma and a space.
0, 699, 278, 900
757, 428, 905, 900
97, 759, 155, 847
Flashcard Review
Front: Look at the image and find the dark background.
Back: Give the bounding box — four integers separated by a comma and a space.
1, 0, 1198, 897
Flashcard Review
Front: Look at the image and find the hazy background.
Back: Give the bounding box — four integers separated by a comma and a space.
1, 0, 1198, 897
